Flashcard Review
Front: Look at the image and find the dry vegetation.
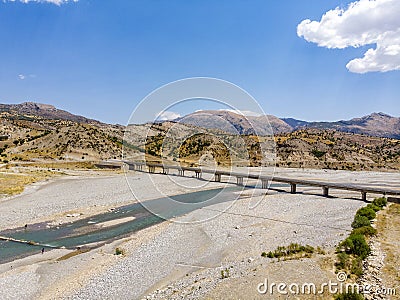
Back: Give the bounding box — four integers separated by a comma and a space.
0, 109, 130, 197
275, 129, 400, 171
0, 111, 124, 163
1, 108, 399, 172
0, 169, 57, 196
141, 123, 400, 171
377, 203, 400, 294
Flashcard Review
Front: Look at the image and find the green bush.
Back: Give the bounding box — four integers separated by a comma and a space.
366, 203, 380, 212
349, 234, 370, 259
115, 247, 124, 255
351, 226, 377, 237
263, 243, 315, 259
351, 215, 370, 229
334, 292, 364, 300
312, 149, 326, 158
335, 252, 350, 270
351, 257, 363, 276
339, 234, 370, 259
339, 237, 354, 252
372, 197, 387, 208
356, 207, 376, 220
220, 268, 230, 279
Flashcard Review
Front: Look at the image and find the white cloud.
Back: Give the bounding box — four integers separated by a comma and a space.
156, 111, 181, 121
18, 74, 36, 80
297, 0, 400, 73
3, 0, 78, 5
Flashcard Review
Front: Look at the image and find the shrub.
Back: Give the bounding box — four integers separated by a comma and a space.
263, 243, 315, 259
312, 149, 326, 158
351, 215, 370, 229
351, 226, 377, 237
351, 257, 363, 276
220, 268, 230, 279
366, 203, 380, 212
115, 247, 124, 255
372, 197, 387, 208
334, 292, 364, 300
356, 207, 376, 220
339, 237, 354, 253
349, 234, 370, 259
335, 252, 350, 270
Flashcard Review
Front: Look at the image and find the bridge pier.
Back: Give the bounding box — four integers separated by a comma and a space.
122, 162, 400, 200
290, 183, 297, 194
361, 191, 367, 201
261, 179, 268, 189
214, 173, 221, 182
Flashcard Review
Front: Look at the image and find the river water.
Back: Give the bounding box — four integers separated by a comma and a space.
0, 187, 242, 264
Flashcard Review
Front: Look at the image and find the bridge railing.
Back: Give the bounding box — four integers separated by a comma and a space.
123, 161, 400, 200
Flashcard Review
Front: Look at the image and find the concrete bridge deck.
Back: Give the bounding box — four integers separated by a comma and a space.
125, 161, 400, 201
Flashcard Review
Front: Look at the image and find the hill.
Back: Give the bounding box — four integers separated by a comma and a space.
140, 122, 400, 171
177, 110, 400, 139
0, 106, 123, 163
305, 112, 400, 139
0, 102, 99, 124
176, 110, 291, 135
274, 129, 400, 171
1, 102, 399, 171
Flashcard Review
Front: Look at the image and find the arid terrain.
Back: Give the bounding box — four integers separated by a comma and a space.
1, 102, 400, 299
0, 168, 399, 299
1, 103, 399, 174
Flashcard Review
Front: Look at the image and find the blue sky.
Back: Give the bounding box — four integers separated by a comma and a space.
0, 0, 399, 124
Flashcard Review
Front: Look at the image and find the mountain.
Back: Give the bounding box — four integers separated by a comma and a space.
177, 110, 400, 139
176, 110, 292, 135
281, 118, 309, 128
0, 102, 124, 162
1, 102, 399, 171
304, 112, 400, 139
0, 102, 99, 124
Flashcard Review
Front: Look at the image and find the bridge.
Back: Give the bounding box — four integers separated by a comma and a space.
125, 161, 400, 201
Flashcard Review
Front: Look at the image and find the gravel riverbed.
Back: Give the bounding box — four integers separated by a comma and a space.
0, 168, 399, 299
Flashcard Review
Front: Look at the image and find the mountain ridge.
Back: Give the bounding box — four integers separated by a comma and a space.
1, 102, 399, 139
1, 102, 399, 171
0, 102, 101, 125
177, 110, 400, 139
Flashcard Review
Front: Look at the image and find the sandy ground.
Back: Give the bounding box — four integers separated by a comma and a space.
95, 217, 136, 228
0, 168, 399, 299
376, 203, 400, 299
